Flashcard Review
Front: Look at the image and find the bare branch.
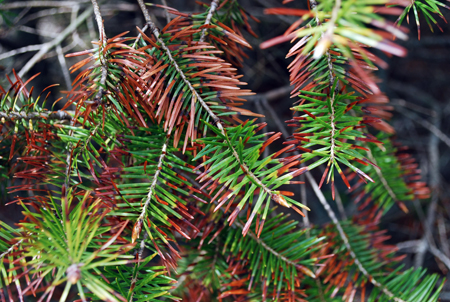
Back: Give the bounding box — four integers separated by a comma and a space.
132, 24, 148, 49
0, 239, 23, 261
17, 25, 58, 38
18, 6, 94, 78
0, 110, 74, 121
16, 7, 72, 25
0, 44, 43, 61
254, 100, 269, 158
199, 0, 219, 43
56, 45, 72, 90
438, 214, 450, 257
90, 0, 106, 47
246, 85, 292, 102
396, 105, 450, 149
397, 239, 450, 270
71, 5, 89, 49
429, 244, 450, 270
397, 239, 423, 251
392, 99, 436, 117
414, 109, 441, 268
0, 1, 90, 9
90, 0, 108, 103
161, 0, 171, 24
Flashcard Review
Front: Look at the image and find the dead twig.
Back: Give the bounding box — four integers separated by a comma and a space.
17, 6, 93, 78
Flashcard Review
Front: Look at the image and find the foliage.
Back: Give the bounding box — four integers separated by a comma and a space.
0, 0, 447, 301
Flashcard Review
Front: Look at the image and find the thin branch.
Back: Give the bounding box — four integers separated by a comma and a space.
17, 7, 72, 26
0, 239, 23, 261
135, 136, 169, 237
13, 7, 30, 24
262, 99, 289, 135
438, 214, 450, 257
160, 0, 171, 24
414, 108, 441, 268
328, 85, 337, 176
199, 0, 219, 43
366, 147, 400, 204
306, 171, 406, 302
62, 4, 99, 199
71, 5, 89, 49
90, 0, 108, 103
42, 39, 78, 60
136, 0, 287, 208
254, 100, 269, 159
0, 1, 90, 9
246, 85, 292, 102
179, 164, 314, 276
260, 99, 311, 225
56, 45, 72, 90
389, 81, 439, 107
132, 24, 148, 49
300, 173, 309, 228
234, 220, 315, 277
396, 105, 450, 149
0, 110, 74, 121
17, 6, 94, 78
397, 239, 450, 270
91, 0, 106, 47
0, 44, 44, 61
333, 182, 347, 220
17, 25, 58, 38
392, 99, 436, 117
129, 232, 149, 301
397, 239, 422, 251
428, 243, 450, 270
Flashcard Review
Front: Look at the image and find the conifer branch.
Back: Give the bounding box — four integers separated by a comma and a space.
234, 220, 315, 276
366, 147, 400, 203
306, 171, 407, 302
132, 136, 170, 243
63, 1, 107, 198
129, 232, 148, 301
199, 0, 220, 43
136, 0, 288, 208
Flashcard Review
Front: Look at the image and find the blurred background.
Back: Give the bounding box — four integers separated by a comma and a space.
1, 0, 450, 300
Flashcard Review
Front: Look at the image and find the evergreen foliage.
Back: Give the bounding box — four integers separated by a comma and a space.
0, 0, 447, 301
